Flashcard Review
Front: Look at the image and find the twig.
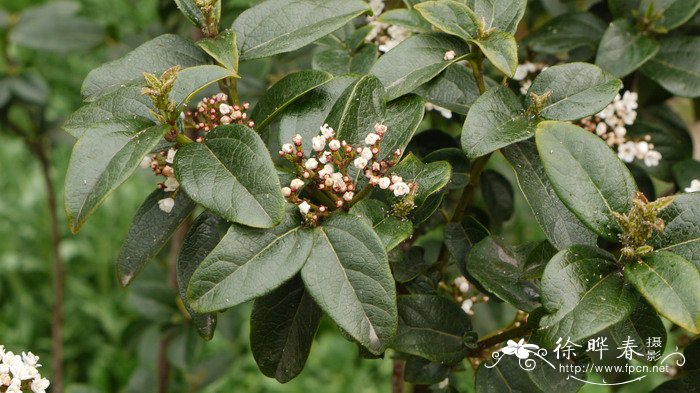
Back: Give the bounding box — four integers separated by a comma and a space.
392, 358, 404, 393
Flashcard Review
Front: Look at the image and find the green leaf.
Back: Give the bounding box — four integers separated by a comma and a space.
672, 160, 700, 193
174, 0, 206, 29
117, 190, 196, 287
536, 121, 637, 240
641, 36, 700, 98
444, 218, 489, 274
65, 121, 168, 233
63, 86, 153, 138
301, 213, 396, 354
326, 75, 386, 147
9, 1, 104, 53
425, 147, 471, 189
349, 199, 413, 251
233, 0, 370, 60
378, 9, 432, 32
390, 154, 451, 207
467, 237, 541, 312
175, 124, 285, 228
81, 34, 208, 101
609, 0, 700, 30
526, 12, 607, 54
538, 245, 636, 346
312, 45, 378, 76
250, 276, 322, 383
626, 115, 693, 182
177, 211, 228, 340
527, 63, 622, 121
476, 354, 584, 393
472, 31, 518, 77
480, 170, 514, 224
595, 19, 659, 78
414, 63, 482, 115
393, 295, 471, 364
403, 356, 450, 384
609, 300, 667, 364
503, 141, 598, 250
653, 193, 700, 270
0, 9, 8, 29
188, 207, 314, 312
414, 0, 479, 40
392, 247, 432, 283
197, 30, 239, 72
371, 33, 471, 101
625, 251, 700, 334
466, 0, 526, 34
170, 65, 238, 107
461, 85, 538, 158
379, 94, 425, 160
252, 70, 333, 131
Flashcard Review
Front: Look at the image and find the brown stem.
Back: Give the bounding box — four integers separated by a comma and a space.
450, 154, 491, 223
476, 323, 533, 352
156, 334, 171, 393
392, 358, 405, 393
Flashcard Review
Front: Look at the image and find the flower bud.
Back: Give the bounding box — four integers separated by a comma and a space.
281, 187, 292, 197
378, 177, 391, 189
298, 201, 311, 215
290, 178, 305, 190
305, 158, 319, 170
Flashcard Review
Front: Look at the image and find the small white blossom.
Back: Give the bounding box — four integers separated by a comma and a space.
644, 150, 661, 167
374, 123, 387, 134
685, 179, 700, 193
140, 156, 153, 168
635, 141, 649, 158
292, 134, 303, 145
282, 143, 294, 154
290, 178, 305, 190
158, 197, 175, 213
305, 158, 319, 170
519, 79, 532, 95
438, 378, 449, 389
353, 157, 368, 169
219, 103, 232, 115
220, 115, 232, 125
281, 187, 292, 197
461, 299, 473, 314
393, 182, 410, 196
361, 147, 373, 160
595, 122, 608, 136
617, 141, 637, 163
391, 175, 403, 184
365, 133, 380, 145
312, 136, 326, 152
425, 102, 453, 119
343, 191, 354, 201
318, 151, 332, 164
378, 177, 391, 189
298, 201, 311, 215
329, 139, 341, 151
444, 50, 456, 61
31, 377, 50, 393
513, 64, 529, 81
318, 164, 334, 178
166, 148, 177, 164
320, 123, 335, 139
163, 177, 179, 192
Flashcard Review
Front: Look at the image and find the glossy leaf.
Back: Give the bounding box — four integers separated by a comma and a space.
250, 276, 322, 383
527, 62, 622, 121
653, 193, 700, 270
473, 31, 518, 77
187, 207, 314, 312
378, 9, 432, 32
170, 65, 237, 107
394, 295, 471, 364
349, 199, 413, 251
175, 124, 285, 228
480, 170, 514, 224
301, 213, 397, 354
312, 45, 378, 76
371, 33, 471, 100
197, 30, 239, 72
609, 300, 667, 364
414, 0, 479, 40
117, 190, 196, 287
595, 19, 659, 78
251, 70, 333, 131
444, 218, 489, 274
609, 0, 700, 30
503, 141, 597, 249
466, 0, 526, 34
641, 36, 700, 98
536, 121, 637, 240
390, 154, 451, 207
476, 353, 584, 393
65, 121, 168, 233
526, 12, 606, 54
403, 356, 450, 384
379, 94, 425, 160
414, 63, 482, 115
625, 251, 700, 334
174, 0, 207, 29
233, 0, 370, 60
325, 75, 386, 147
461, 85, 538, 158
538, 245, 636, 345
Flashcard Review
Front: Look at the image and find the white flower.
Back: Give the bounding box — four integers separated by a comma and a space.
595, 122, 608, 136
393, 182, 410, 196
219, 103, 232, 115
617, 141, 637, 163
290, 178, 305, 190
318, 164, 334, 178
644, 150, 662, 167
374, 123, 387, 134
354, 157, 368, 169
391, 175, 403, 184
621, 110, 637, 125
684, 179, 700, 193
318, 151, 331, 164
343, 191, 354, 201
282, 143, 294, 154
365, 133, 380, 145
305, 158, 319, 170
166, 148, 177, 164
621, 91, 638, 110
438, 378, 449, 389
361, 147, 373, 160
312, 136, 326, 152
425, 102, 453, 119
292, 134, 303, 145
613, 126, 627, 137
281, 187, 292, 197
0, 364, 8, 374
635, 141, 649, 159
164, 177, 179, 192
443, 50, 456, 61
329, 139, 341, 151
320, 123, 335, 139
140, 156, 153, 168
502, 339, 539, 359
220, 115, 232, 125
298, 201, 311, 215
461, 299, 473, 314
158, 197, 175, 213
31, 377, 50, 393
368, 0, 384, 18
519, 79, 532, 95
513, 64, 529, 81
378, 177, 391, 189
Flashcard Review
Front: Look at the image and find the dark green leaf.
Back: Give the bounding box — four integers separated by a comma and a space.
349, 199, 413, 251
379, 94, 425, 160
625, 251, 700, 334
197, 30, 239, 72
65, 121, 168, 233
251, 70, 333, 131
233, 0, 370, 60
473, 31, 518, 77
424, 147, 471, 189
414, 0, 479, 40
527, 62, 622, 121
187, 207, 314, 312
653, 193, 700, 270
415, 63, 482, 115
444, 217, 489, 274
326, 75, 386, 147
390, 153, 451, 207
461, 85, 538, 158
175, 124, 285, 228
476, 353, 584, 393
503, 141, 598, 249
609, 0, 700, 30
403, 355, 451, 384
371, 33, 471, 100
526, 12, 606, 54
641, 36, 700, 98
312, 45, 378, 76
536, 121, 637, 240
117, 190, 196, 287
672, 160, 700, 192
538, 245, 636, 345
626, 115, 693, 181
481, 170, 514, 223
595, 19, 659, 78
609, 300, 667, 364
394, 295, 471, 364
174, 0, 206, 29
170, 65, 237, 107
301, 213, 397, 354
466, 0, 527, 34
392, 247, 431, 283
378, 9, 432, 32
251, 276, 322, 383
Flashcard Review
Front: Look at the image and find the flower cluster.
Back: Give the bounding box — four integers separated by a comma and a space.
140, 148, 179, 213
579, 91, 662, 167
182, 93, 254, 138
513, 61, 548, 94
365, 0, 411, 53
0, 346, 50, 393
279, 123, 415, 225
